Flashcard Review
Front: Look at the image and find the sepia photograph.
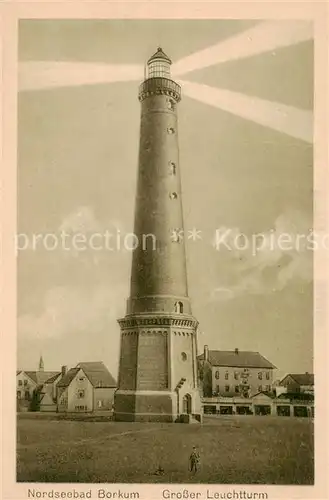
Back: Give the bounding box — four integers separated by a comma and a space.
14, 15, 318, 490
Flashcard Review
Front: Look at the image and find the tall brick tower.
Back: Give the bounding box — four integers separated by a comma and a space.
114, 48, 202, 423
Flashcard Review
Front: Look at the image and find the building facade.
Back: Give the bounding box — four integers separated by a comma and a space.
198, 345, 276, 398
16, 356, 60, 411
279, 373, 314, 394
57, 361, 116, 413
202, 391, 314, 418
114, 48, 202, 423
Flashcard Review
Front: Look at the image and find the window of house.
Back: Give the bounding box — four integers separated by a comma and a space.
78, 377, 85, 382
266, 372, 270, 380
225, 372, 229, 380
265, 385, 270, 392
215, 371, 219, 379
169, 161, 176, 175
181, 352, 187, 361
77, 390, 85, 399
169, 192, 178, 200
258, 386, 262, 392
17, 391, 21, 399
225, 385, 230, 392
234, 372, 239, 380
258, 372, 263, 380
18, 380, 22, 386
23, 380, 28, 386
167, 127, 175, 134
235, 386, 239, 393
98, 400, 103, 408
25, 391, 30, 400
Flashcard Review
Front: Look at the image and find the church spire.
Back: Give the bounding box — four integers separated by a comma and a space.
39, 355, 44, 372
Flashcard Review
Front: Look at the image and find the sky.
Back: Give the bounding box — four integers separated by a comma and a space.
17, 20, 314, 380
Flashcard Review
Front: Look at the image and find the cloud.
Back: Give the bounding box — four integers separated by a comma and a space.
59, 206, 102, 233
211, 210, 313, 301
18, 284, 127, 341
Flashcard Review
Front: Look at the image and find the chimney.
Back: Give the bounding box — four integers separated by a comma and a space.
204, 345, 209, 362
235, 348, 239, 355
61, 365, 68, 378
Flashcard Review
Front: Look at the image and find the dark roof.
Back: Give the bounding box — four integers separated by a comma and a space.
282, 373, 314, 386
44, 372, 61, 384
56, 362, 116, 389
148, 47, 172, 64
24, 371, 59, 385
76, 362, 117, 388
56, 368, 80, 388
198, 350, 276, 369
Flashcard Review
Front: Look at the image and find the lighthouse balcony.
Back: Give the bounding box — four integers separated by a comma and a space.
138, 77, 181, 102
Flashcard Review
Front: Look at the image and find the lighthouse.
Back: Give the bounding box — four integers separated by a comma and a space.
114, 48, 202, 423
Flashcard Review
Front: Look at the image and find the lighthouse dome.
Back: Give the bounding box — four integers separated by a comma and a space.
147, 47, 172, 64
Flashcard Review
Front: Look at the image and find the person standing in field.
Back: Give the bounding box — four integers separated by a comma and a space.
189, 446, 200, 474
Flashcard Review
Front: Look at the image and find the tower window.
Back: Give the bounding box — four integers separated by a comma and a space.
167, 99, 175, 111
175, 301, 183, 314
169, 192, 178, 200
181, 352, 187, 361
167, 127, 175, 134
169, 162, 176, 175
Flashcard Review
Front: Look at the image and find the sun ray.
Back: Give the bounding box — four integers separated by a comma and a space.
178, 80, 313, 143
19, 61, 144, 92
172, 21, 313, 77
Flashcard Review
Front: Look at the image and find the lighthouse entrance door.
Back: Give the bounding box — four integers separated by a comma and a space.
183, 394, 192, 414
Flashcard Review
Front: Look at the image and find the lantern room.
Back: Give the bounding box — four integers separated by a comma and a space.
147, 47, 172, 79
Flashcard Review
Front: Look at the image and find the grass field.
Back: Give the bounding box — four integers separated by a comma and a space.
17, 414, 314, 484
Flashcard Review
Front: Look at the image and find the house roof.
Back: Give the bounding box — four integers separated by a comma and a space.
56, 368, 80, 388
198, 350, 276, 369
44, 372, 61, 384
281, 373, 314, 386
76, 361, 117, 388
23, 371, 59, 386
56, 362, 117, 389
251, 391, 276, 399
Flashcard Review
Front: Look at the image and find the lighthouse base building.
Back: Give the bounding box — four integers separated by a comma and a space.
114, 48, 202, 423
114, 314, 202, 422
